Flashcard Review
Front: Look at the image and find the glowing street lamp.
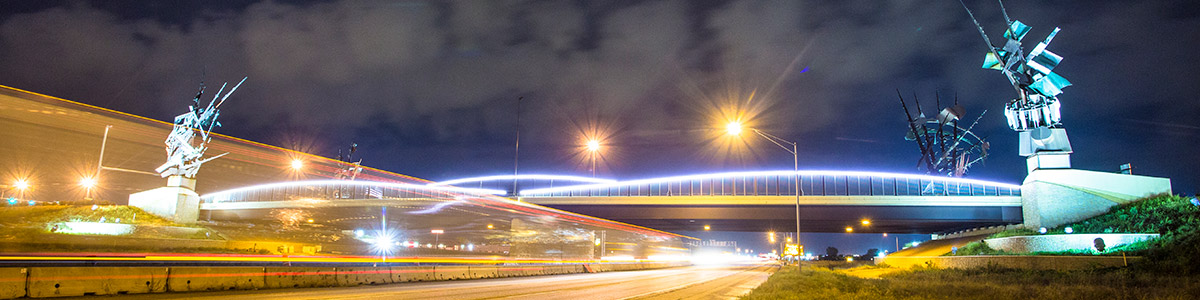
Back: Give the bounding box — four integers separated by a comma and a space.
704, 225, 711, 231
845, 227, 854, 233
79, 177, 96, 189
13, 179, 29, 192
80, 176, 97, 200
291, 159, 304, 171
725, 121, 802, 247
725, 121, 743, 136
585, 139, 601, 177
861, 219, 871, 226
768, 231, 776, 243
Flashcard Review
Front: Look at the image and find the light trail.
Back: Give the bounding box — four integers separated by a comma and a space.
0, 253, 678, 264
520, 170, 1022, 195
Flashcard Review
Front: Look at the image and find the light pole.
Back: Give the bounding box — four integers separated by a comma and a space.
80, 176, 97, 201
586, 139, 601, 177
727, 122, 802, 252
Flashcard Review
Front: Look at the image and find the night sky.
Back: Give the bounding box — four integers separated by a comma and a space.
2, 1, 1198, 253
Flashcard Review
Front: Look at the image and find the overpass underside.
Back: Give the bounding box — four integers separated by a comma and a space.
524, 195, 1023, 233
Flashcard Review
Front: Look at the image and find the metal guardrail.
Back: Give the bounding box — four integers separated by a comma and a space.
518, 171, 1021, 198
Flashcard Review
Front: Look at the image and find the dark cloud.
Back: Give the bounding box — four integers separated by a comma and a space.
0, 0, 1196, 191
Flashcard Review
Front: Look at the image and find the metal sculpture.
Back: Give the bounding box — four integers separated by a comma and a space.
334, 143, 364, 180
156, 78, 246, 178
899, 93, 989, 177
962, 1, 1073, 171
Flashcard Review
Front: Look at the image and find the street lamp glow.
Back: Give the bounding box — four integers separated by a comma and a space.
586, 140, 601, 152
861, 219, 871, 226
768, 231, 776, 243
79, 177, 97, 189
725, 121, 742, 136
845, 227, 853, 233
786, 237, 793, 243
704, 225, 711, 231
13, 179, 29, 191
291, 159, 304, 170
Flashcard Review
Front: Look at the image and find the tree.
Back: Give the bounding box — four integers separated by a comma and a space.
864, 248, 879, 259
826, 247, 839, 258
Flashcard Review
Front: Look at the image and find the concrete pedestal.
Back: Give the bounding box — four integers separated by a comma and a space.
1021, 169, 1172, 229
129, 176, 200, 224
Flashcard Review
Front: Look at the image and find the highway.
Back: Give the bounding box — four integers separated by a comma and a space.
65, 262, 777, 300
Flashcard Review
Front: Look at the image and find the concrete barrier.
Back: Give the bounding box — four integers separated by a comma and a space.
263, 267, 337, 289
167, 267, 264, 292
28, 267, 167, 298
468, 265, 498, 279
498, 265, 539, 277
1, 261, 690, 298
434, 266, 471, 280
333, 267, 392, 286
390, 266, 435, 282
0, 268, 26, 299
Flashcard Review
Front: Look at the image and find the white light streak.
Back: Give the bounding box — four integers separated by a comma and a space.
429, 174, 617, 187
200, 180, 505, 202
519, 170, 1021, 196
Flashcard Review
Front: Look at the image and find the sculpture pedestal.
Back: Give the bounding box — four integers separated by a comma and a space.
1021, 169, 1172, 229
129, 176, 200, 224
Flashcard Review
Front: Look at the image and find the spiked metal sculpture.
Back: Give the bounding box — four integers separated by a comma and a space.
156, 78, 246, 178
900, 93, 989, 177
962, 1, 1073, 172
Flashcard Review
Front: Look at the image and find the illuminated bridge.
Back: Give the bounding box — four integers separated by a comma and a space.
202, 171, 1022, 233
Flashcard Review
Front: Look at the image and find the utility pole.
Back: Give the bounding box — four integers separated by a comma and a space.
512, 97, 522, 197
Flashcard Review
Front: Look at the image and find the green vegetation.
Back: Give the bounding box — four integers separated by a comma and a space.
0, 205, 188, 227
744, 265, 1200, 300
946, 194, 1200, 271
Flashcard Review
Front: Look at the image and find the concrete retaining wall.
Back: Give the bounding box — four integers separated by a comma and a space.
984, 234, 1159, 253
874, 255, 1141, 270
0, 261, 689, 299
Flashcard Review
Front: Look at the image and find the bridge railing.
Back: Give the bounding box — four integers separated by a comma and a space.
518, 172, 1021, 198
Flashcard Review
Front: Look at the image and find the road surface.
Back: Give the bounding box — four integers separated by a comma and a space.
66, 263, 777, 300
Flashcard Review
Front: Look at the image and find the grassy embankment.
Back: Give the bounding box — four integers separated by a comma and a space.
950, 194, 1200, 271
743, 194, 1200, 299
0, 205, 264, 253
744, 265, 1200, 300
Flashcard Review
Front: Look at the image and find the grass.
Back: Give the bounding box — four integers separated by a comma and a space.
946, 194, 1200, 270
743, 265, 1200, 300
0, 205, 188, 227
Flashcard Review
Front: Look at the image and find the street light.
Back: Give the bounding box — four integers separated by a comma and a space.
585, 139, 601, 177
726, 121, 802, 248
861, 219, 871, 226
845, 226, 854, 233
13, 179, 29, 192
79, 177, 96, 189
80, 176, 97, 200
704, 225, 711, 231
